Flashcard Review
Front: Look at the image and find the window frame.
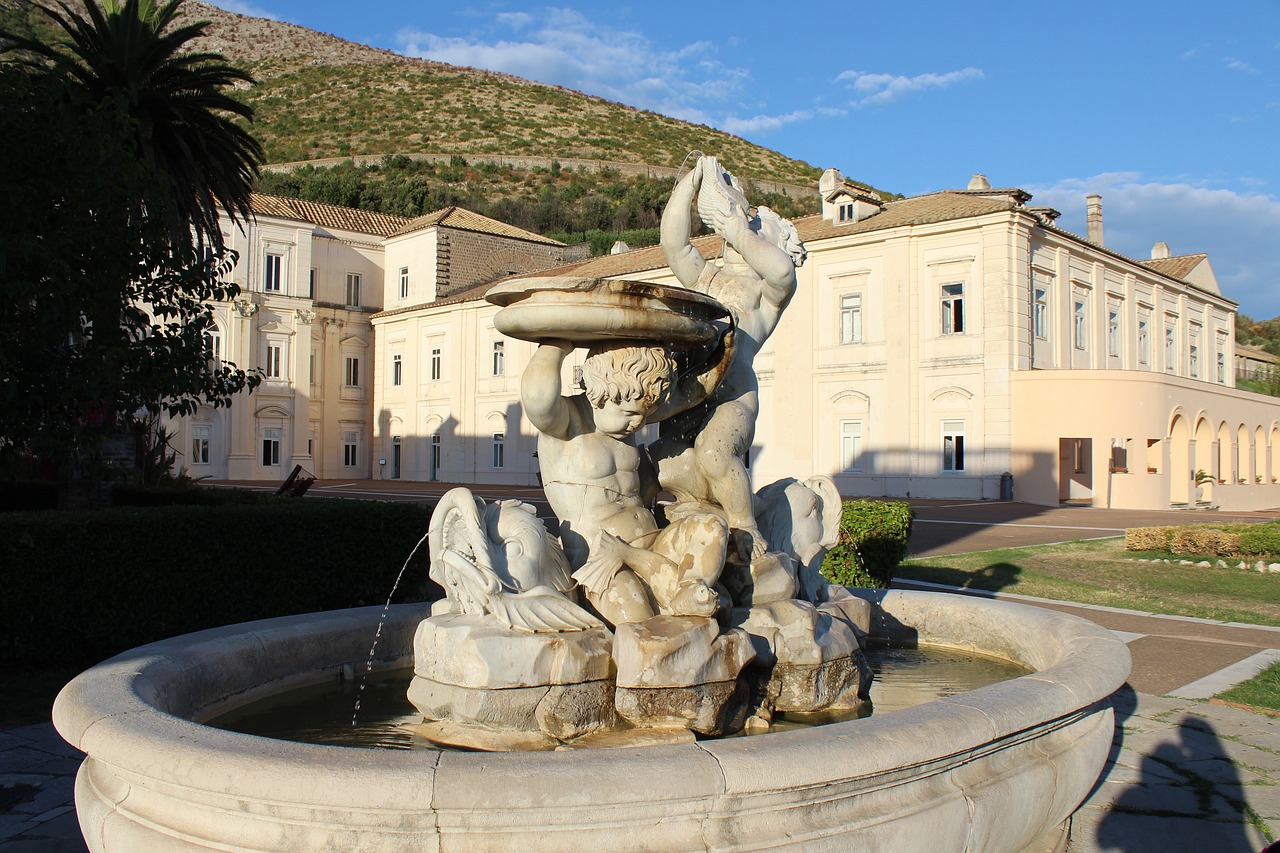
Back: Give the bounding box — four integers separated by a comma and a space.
492, 340, 505, 376
261, 428, 281, 467
399, 266, 409, 300
839, 293, 863, 345
345, 272, 362, 308
940, 282, 964, 335
265, 342, 283, 380
191, 424, 211, 465
942, 420, 966, 473
430, 347, 442, 381
839, 419, 863, 472
392, 353, 403, 386
492, 432, 505, 468
263, 252, 283, 293
343, 431, 358, 468
344, 355, 360, 388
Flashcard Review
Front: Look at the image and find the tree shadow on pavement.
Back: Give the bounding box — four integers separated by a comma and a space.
897, 560, 1022, 595
1095, 700, 1265, 852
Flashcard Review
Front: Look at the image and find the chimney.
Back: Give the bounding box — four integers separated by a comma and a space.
1151, 241, 1170, 259
1086, 194, 1104, 246
967, 173, 991, 190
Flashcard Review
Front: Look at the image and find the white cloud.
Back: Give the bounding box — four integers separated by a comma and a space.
1026, 173, 1280, 318
394, 8, 752, 126
1224, 57, 1260, 74
207, 0, 280, 20
834, 67, 983, 106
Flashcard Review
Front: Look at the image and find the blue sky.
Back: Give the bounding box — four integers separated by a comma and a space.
213, 0, 1279, 319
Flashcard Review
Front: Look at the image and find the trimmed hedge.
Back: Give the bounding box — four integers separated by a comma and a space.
0, 499, 434, 669
111, 483, 276, 507
1240, 526, 1280, 557
1126, 522, 1280, 559
1125, 526, 1174, 552
820, 499, 915, 588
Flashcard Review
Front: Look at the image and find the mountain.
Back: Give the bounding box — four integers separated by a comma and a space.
0, 0, 805, 186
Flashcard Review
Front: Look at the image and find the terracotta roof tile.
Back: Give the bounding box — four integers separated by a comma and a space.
249, 193, 409, 237
1139, 253, 1208, 281
390, 207, 564, 245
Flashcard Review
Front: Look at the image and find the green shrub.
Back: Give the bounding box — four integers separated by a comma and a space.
1239, 525, 1280, 557
111, 483, 273, 507
1125, 526, 1174, 552
0, 499, 434, 669
820, 500, 914, 588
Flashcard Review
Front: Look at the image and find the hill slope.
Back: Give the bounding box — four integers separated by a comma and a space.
0, 0, 822, 184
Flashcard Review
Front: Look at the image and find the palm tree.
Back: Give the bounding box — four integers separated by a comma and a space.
1, 0, 264, 244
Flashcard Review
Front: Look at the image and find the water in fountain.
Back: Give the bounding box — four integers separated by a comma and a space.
351, 529, 430, 727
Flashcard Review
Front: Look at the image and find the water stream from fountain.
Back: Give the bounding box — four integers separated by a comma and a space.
352, 530, 430, 727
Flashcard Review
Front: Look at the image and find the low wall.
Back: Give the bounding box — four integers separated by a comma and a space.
54, 592, 1130, 852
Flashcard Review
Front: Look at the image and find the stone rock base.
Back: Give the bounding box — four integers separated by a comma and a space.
408, 720, 558, 752
614, 679, 749, 736
408, 676, 614, 741
732, 598, 872, 714
554, 726, 697, 751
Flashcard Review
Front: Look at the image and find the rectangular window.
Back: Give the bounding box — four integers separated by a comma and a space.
1138, 316, 1150, 365
307, 430, 314, 458
1033, 288, 1048, 340
838, 202, 854, 222
265, 343, 282, 379
840, 420, 862, 472
308, 268, 316, 299
206, 329, 222, 365
264, 253, 282, 292
345, 273, 361, 308
392, 353, 403, 386
492, 340, 505, 376
1217, 350, 1226, 384
344, 356, 360, 387
940, 282, 964, 335
839, 293, 863, 344
191, 425, 211, 465
261, 428, 281, 466
1165, 323, 1176, 372
1189, 343, 1199, 378
942, 420, 966, 472
399, 266, 409, 300
431, 347, 442, 381
309, 353, 316, 385
1073, 298, 1087, 351
1107, 309, 1120, 357
492, 432, 505, 468
343, 432, 358, 467
431, 434, 441, 476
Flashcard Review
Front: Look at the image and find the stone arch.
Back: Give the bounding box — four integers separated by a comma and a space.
830, 389, 871, 412
1258, 426, 1269, 483
1237, 424, 1251, 484
1193, 417, 1214, 495
1216, 420, 1233, 483
1272, 424, 1280, 483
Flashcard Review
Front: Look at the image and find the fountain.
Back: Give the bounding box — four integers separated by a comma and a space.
53, 156, 1131, 851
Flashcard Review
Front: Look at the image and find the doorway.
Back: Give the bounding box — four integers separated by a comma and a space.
1058, 438, 1093, 504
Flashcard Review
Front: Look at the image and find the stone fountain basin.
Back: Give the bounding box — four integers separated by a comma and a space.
54, 590, 1130, 852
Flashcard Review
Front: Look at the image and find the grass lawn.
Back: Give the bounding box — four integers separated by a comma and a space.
896, 537, 1280, 627
1216, 662, 1280, 713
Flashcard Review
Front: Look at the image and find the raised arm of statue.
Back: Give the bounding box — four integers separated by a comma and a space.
521, 340, 575, 439
660, 160, 706, 289
705, 202, 800, 313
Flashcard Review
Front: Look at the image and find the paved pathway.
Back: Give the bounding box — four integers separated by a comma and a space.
4, 489, 1278, 851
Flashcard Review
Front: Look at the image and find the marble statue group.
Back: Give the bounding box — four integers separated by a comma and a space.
408, 156, 873, 749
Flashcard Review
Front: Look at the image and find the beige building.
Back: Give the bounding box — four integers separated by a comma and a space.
168, 195, 574, 482
184, 176, 1279, 511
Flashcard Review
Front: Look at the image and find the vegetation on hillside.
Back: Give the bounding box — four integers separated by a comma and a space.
260, 155, 821, 253
1235, 313, 1280, 397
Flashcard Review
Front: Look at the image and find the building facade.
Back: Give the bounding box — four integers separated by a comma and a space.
186, 177, 1280, 511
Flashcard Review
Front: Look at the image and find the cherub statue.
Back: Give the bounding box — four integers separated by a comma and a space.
428, 487, 602, 633
522, 339, 730, 626
656, 155, 807, 559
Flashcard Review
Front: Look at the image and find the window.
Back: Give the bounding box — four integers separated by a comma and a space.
840, 420, 862, 472
263, 253, 282, 292
343, 432, 358, 467
345, 273, 361, 308
308, 268, 316, 299
942, 420, 965, 472
392, 353, 403, 386
344, 356, 360, 387
1217, 351, 1226, 384
307, 430, 314, 458
261, 428, 281, 466
191, 425, 211, 465
1138, 315, 1150, 365
265, 343, 283, 379
1072, 298, 1087, 351
492, 432, 505, 468
1189, 343, 1199, 378
431, 434, 441, 477
309, 353, 316, 385
940, 283, 964, 334
492, 340, 505, 376
399, 267, 409, 300
1033, 288, 1048, 340
1107, 308, 1120, 357
431, 347, 442, 381
839, 293, 863, 344
205, 327, 222, 373
838, 202, 854, 222
1165, 323, 1176, 372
